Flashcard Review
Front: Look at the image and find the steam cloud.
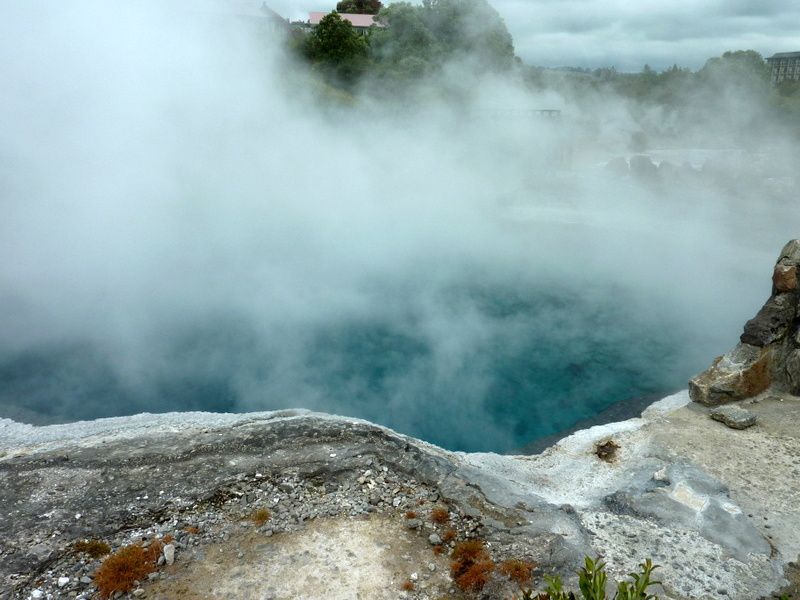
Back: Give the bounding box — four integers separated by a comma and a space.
0, 1, 797, 451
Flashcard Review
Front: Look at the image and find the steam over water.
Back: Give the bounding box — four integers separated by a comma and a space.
0, 279, 700, 452
1, 2, 797, 451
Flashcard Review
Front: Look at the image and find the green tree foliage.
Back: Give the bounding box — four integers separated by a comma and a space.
304, 12, 368, 84
370, 2, 441, 79
368, 0, 515, 88
335, 0, 382, 14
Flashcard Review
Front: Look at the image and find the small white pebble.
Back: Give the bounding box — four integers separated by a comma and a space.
74, 513, 82, 520
329, 453, 336, 458
57, 576, 70, 587
31, 590, 44, 599
410, 572, 418, 581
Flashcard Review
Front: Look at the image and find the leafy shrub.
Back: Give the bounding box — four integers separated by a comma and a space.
524, 557, 660, 600
578, 556, 608, 600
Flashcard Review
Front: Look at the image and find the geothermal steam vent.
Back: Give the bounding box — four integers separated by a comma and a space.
1, 240, 800, 600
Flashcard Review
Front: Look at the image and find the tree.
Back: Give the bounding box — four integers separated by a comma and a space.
420, 0, 514, 70
335, 0, 382, 14
305, 12, 369, 84
371, 0, 515, 77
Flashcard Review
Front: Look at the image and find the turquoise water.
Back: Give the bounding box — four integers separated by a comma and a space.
0, 281, 704, 452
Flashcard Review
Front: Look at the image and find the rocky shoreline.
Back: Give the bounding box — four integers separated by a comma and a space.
2, 241, 800, 600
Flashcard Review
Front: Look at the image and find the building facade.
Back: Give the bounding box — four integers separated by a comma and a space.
308, 12, 384, 33
767, 52, 800, 84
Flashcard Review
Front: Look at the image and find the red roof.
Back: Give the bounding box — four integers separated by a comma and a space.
308, 11, 383, 28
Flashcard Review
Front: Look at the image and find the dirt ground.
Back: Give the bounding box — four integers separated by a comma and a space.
146, 513, 457, 600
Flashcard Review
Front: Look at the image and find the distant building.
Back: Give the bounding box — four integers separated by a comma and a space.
767, 52, 800, 84
308, 11, 384, 33
183, 1, 290, 33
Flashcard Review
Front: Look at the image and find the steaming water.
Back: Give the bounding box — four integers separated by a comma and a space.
0, 279, 705, 453
2, 2, 795, 454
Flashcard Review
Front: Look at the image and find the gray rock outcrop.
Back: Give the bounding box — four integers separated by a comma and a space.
710, 405, 757, 429
690, 239, 800, 405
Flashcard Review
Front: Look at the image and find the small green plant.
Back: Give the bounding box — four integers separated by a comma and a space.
615, 559, 660, 600
540, 573, 575, 599
520, 557, 659, 600
578, 556, 608, 600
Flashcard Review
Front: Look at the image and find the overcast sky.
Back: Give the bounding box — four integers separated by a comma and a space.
269, 0, 800, 71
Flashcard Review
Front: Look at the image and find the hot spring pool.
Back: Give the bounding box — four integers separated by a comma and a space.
0, 280, 713, 453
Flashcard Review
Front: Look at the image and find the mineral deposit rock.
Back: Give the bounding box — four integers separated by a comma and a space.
773, 265, 798, 293
691, 239, 800, 405
688, 343, 771, 406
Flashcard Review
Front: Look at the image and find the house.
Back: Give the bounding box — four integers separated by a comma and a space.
766, 51, 800, 84
183, 1, 290, 33
308, 11, 384, 33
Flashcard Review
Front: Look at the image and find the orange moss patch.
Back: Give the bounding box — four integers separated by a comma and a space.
499, 559, 536, 586
400, 579, 416, 591
94, 541, 162, 598
184, 526, 200, 535
432, 545, 445, 555
456, 560, 495, 591
451, 539, 495, 592
441, 528, 457, 543
451, 540, 487, 563
72, 539, 111, 558
251, 508, 271, 526
430, 506, 450, 524
404, 511, 418, 519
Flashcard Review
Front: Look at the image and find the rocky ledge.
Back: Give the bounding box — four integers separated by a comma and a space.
690, 239, 800, 406
2, 243, 800, 600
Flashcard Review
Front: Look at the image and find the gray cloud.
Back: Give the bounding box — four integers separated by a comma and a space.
490, 0, 800, 69
271, 0, 800, 70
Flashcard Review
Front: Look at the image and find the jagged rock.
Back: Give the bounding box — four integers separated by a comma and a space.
786, 350, 800, 394
691, 239, 800, 403
778, 239, 800, 267
710, 405, 757, 430
773, 265, 798, 293
741, 293, 796, 347
689, 343, 771, 406
163, 543, 175, 565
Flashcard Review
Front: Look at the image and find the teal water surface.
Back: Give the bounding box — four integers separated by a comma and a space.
0, 281, 704, 452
